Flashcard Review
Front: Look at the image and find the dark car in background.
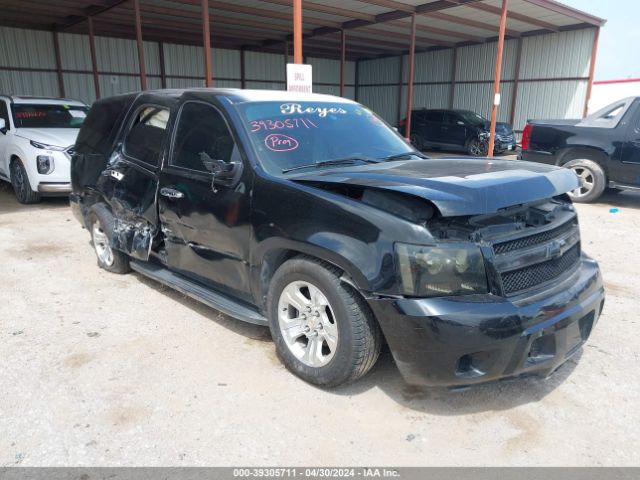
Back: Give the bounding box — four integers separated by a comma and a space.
399, 109, 517, 156
520, 97, 640, 203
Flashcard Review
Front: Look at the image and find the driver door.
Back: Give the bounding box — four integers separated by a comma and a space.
158, 100, 253, 302
0, 100, 12, 178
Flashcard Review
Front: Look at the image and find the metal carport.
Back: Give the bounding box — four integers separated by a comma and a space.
0, 0, 605, 153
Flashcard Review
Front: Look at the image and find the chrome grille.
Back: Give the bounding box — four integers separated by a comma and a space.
495, 133, 514, 143
64, 146, 75, 160
494, 219, 576, 255
500, 244, 581, 295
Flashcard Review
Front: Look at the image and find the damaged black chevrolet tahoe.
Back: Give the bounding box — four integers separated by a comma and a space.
70, 89, 605, 388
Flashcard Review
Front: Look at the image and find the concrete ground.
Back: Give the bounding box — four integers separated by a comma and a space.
0, 179, 638, 467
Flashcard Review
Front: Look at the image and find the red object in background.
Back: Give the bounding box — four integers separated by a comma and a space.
521, 123, 533, 151
398, 118, 407, 129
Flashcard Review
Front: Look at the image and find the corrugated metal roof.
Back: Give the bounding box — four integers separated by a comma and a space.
0, 0, 605, 61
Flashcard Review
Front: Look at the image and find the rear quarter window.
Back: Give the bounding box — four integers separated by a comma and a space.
75, 95, 133, 156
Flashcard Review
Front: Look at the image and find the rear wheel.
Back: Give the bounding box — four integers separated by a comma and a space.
10, 159, 40, 204
410, 133, 424, 151
88, 204, 130, 274
564, 159, 606, 203
267, 257, 381, 387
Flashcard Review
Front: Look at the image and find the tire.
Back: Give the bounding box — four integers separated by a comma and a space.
10, 158, 40, 204
87, 204, 130, 274
410, 133, 424, 151
564, 159, 606, 203
267, 256, 381, 387
467, 137, 488, 157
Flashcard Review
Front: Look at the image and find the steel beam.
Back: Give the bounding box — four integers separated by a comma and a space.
52, 31, 65, 97
133, 0, 147, 90
583, 27, 600, 117
340, 30, 346, 97
404, 14, 417, 140
201, 0, 213, 87
87, 16, 101, 99
293, 0, 303, 64
488, 0, 508, 157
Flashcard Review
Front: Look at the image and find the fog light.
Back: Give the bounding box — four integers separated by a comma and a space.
37, 155, 54, 174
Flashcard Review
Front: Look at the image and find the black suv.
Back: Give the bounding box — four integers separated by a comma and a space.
400, 109, 517, 156
70, 89, 604, 388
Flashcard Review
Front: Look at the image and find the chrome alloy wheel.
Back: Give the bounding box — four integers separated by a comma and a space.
569, 166, 595, 199
92, 220, 114, 267
277, 281, 338, 368
469, 138, 488, 156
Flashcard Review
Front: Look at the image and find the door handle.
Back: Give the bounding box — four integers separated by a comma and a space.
160, 187, 184, 199
102, 169, 124, 181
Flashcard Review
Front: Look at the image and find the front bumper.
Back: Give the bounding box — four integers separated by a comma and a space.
495, 141, 517, 153
38, 182, 71, 194
368, 256, 604, 387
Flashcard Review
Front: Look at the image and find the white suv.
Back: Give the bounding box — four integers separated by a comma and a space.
0, 95, 89, 204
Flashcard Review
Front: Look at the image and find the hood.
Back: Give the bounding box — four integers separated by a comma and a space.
291, 158, 579, 217
480, 121, 512, 135
16, 128, 80, 148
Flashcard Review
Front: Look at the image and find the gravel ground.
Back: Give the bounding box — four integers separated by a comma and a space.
0, 180, 638, 467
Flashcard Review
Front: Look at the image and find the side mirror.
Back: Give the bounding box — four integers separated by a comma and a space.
0, 118, 6, 134
205, 159, 243, 192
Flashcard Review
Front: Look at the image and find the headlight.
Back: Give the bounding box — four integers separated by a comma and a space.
395, 243, 488, 297
30, 140, 65, 151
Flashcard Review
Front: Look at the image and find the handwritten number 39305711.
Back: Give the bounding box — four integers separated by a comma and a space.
251, 117, 318, 133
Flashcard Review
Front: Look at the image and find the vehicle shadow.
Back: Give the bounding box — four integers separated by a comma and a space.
597, 189, 640, 208
329, 348, 581, 415
0, 182, 70, 215
132, 272, 273, 343
131, 270, 580, 414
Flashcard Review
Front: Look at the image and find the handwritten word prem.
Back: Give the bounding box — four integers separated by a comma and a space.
251, 117, 318, 133
265, 133, 299, 152
280, 103, 347, 118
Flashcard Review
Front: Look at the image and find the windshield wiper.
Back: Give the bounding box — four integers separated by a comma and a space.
282, 156, 380, 174
382, 151, 429, 162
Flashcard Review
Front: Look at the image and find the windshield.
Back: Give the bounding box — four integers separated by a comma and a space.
458, 110, 488, 126
237, 101, 414, 175
12, 104, 88, 129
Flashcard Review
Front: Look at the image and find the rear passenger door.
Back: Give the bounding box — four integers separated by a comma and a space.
441, 112, 467, 148
100, 100, 173, 260
618, 103, 640, 185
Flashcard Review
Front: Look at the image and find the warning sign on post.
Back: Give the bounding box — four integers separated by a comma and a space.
286, 63, 312, 93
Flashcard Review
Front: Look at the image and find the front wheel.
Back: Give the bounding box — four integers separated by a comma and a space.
267, 257, 381, 387
10, 159, 40, 204
564, 159, 606, 203
467, 137, 488, 157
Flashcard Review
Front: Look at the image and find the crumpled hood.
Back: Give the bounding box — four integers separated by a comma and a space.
291, 158, 579, 217
17, 128, 80, 149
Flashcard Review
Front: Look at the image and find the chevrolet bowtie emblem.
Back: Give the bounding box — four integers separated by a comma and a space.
546, 239, 566, 259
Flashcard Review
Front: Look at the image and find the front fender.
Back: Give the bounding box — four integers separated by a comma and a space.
253, 236, 377, 293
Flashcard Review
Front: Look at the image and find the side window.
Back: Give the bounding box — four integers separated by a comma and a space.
123, 105, 170, 167
443, 113, 463, 125
171, 102, 237, 173
425, 111, 443, 123
0, 101, 9, 129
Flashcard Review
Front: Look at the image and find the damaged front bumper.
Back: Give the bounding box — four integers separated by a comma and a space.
368, 256, 604, 387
